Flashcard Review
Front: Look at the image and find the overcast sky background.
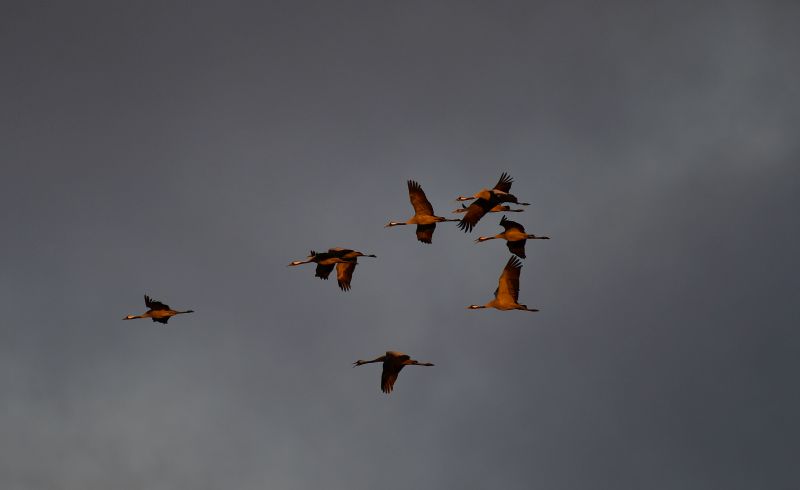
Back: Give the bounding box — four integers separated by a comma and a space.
1, 1, 799, 489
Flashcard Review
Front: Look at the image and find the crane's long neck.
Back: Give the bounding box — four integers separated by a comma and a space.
475, 235, 501, 242
289, 259, 313, 266
385, 221, 408, 227
355, 356, 385, 366
456, 195, 476, 202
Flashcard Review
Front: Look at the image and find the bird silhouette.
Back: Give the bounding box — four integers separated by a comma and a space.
123, 295, 194, 324
456, 172, 530, 206
475, 215, 550, 258
353, 351, 434, 393
386, 180, 460, 243
329, 248, 377, 291
467, 256, 538, 312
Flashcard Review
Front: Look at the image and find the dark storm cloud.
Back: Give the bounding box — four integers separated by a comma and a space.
1, 1, 798, 489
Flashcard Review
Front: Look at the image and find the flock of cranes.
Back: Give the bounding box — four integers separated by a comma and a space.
123, 173, 548, 393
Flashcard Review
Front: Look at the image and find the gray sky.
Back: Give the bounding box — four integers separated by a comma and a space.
2, 1, 799, 489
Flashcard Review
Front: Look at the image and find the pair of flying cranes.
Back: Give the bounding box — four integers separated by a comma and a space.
123, 173, 548, 393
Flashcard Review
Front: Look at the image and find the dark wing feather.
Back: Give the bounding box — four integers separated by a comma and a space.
493, 172, 514, 193
335, 261, 357, 291
506, 239, 527, 259
496, 192, 522, 204
315, 263, 335, 280
407, 180, 435, 216
381, 363, 405, 394
152, 317, 169, 324
415, 223, 436, 244
144, 295, 170, 311
497, 256, 523, 302
457, 198, 494, 232
499, 215, 525, 232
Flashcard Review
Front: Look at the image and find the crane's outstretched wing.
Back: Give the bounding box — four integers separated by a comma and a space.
381, 363, 406, 394
458, 198, 494, 232
496, 192, 524, 204
144, 295, 170, 311
506, 239, 527, 259
416, 223, 436, 244
152, 317, 169, 324
496, 256, 523, 302
335, 261, 357, 291
315, 263, 335, 280
408, 180, 435, 217
493, 172, 514, 193
499, 215, 525, 233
